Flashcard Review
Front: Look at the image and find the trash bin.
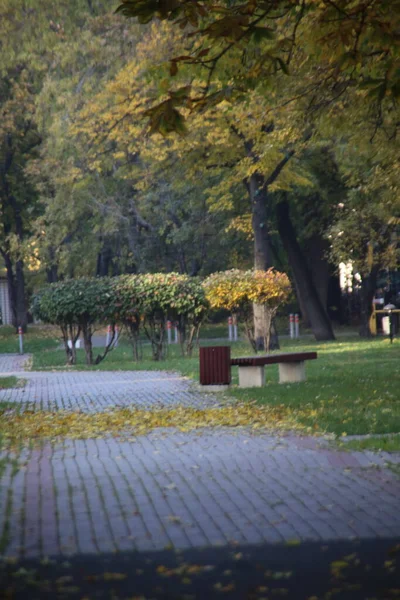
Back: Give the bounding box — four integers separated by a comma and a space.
199, 346, 231, 385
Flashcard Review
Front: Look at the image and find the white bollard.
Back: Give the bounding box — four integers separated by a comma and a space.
289, 314, 294, 339
228, 316, 233, 341
167, 320, 172, 344
295, 314, 300, 338
18, 326, 23, 354
174, 324, 178, 344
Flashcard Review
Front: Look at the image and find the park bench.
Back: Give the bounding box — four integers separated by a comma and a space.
231, 352, 317, 387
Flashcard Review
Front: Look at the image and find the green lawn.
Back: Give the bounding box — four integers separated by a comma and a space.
0, 325, 59, 354
0, 377, 18, 390
1, 324, 399, 438
230, 338, 400, 436
341, 435, 400, 452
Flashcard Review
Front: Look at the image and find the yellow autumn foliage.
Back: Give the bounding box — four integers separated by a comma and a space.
203, 268, 291, 312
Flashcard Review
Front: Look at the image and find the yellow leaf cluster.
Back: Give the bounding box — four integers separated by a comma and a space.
1, 402, 305, 446
203, 268, 291, 312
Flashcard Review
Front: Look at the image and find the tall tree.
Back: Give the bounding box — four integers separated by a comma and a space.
0, 74, 41, 330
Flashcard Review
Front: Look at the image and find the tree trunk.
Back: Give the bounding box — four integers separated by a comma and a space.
250, 174, 273, 272
359, 265, 380, 337
2, 188, 29, 332
2, 251, 27, 332
81, 323, 93, 365
293, 278, 311, 329
297, 234, 331, 328
303, 235, 331, 313
276, 200, 335, 341
248, 173, 279, 351
46, 247, 58, 283
96, 242, 113, 277
15, 259, 27, 332
3, 252, 17, 327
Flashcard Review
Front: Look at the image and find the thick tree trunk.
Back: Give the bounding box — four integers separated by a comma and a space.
248, 174, 279, 351
297, 234, 331, 328
81, 323, 94, 365
46, 247, 58, 283
46, 265, 58, 284
303, 235, 331, 313
96, 242, 113, 277
3, 252, 17, 326
276, 200, 335, 341
15, 259, 27, 332
359, 265, 380, 337
250, 174, 272, 272
2, 251, 27, 332
3, 190, 28, 331
293, 278, 311, 329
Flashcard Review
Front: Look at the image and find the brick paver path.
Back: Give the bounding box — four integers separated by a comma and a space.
1, 354, 400, 559
0, 353, 30, 374
0, 370, 222, 412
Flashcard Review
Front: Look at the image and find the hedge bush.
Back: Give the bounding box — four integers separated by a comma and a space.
203, 268, 291, 351
32, 278, 116, 365
115, 273, 208, 360
33, 273, 209, 364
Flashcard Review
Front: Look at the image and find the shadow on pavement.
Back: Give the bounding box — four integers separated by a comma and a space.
1, 537, 399, 599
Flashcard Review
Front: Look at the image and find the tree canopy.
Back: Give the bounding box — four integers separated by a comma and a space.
1, 0, 398, 338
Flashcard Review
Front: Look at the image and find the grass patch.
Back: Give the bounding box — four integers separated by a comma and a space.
0, 377, 19, 390
0, 325, 60, 354
230, 338, 400, 436
341, 436, 400, 453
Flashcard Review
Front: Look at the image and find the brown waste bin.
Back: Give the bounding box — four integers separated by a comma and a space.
199, 346, 231, 385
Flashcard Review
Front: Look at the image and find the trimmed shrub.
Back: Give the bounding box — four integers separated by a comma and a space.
119, 273, 208, 360
203, 268, 291, 351
32, 277, 116, 365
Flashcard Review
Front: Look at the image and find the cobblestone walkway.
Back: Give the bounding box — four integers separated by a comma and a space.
1, 355, 400, 559
0, 353, 30, 374
0, 370, 221, 412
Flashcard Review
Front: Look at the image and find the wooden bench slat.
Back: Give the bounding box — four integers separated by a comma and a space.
231, 352, 317, 367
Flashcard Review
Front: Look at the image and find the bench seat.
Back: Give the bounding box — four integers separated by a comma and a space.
231, 352, 317, 387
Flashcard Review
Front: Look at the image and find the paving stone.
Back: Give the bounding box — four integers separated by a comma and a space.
0, 369, 228, 412
1, 358, 400, 558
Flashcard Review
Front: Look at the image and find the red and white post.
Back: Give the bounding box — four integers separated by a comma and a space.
289, 314, 294, 339
295, 314, 300, 339
167, 320, 172, 344
228, 316, 233, 341
18, 326, 24, 354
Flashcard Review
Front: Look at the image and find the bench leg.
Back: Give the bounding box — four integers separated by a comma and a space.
279, 361, 306, 383
238, 366, 265, 388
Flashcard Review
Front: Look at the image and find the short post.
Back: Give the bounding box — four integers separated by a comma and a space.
295, 314, 300, 339
167, 320, 172, 344
18, 326, 24, 354
106, 325, 111, 346
114, 325, 119, 348
233, 315, 238, 342
228, 316, 233, 341
289, 314, 294, 339
174, 322, 179, 344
